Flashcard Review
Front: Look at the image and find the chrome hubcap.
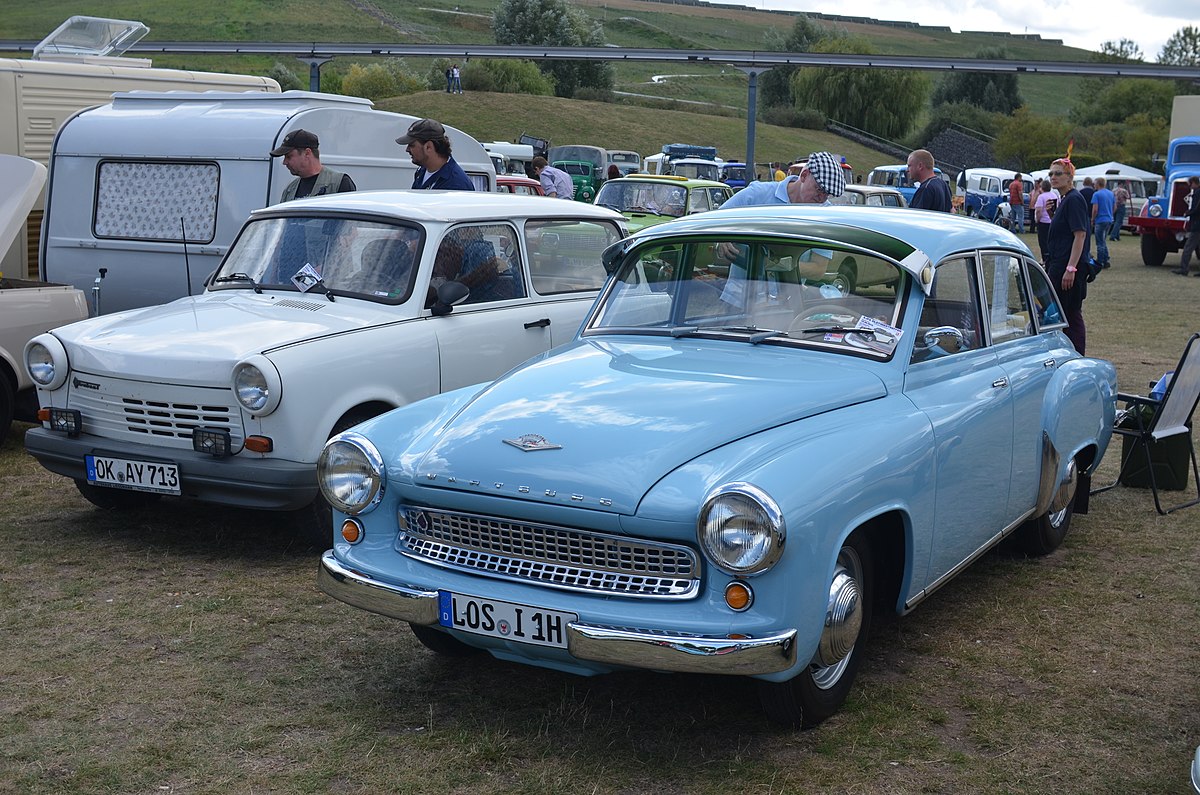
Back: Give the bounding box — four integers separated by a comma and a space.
813, 546, 863, 689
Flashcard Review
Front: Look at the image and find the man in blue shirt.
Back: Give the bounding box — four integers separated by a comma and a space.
721, 151, 846, 208
397, 118, 475, 191
1090, 176, 1115, 269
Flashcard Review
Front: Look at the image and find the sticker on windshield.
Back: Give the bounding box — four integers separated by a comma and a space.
292, 263, 322, 292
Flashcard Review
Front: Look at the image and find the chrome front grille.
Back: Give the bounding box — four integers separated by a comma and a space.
68, 375, 244, 450
397, 508, 700, 598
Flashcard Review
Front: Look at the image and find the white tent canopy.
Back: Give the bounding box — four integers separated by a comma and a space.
1030, 161, 1162, 194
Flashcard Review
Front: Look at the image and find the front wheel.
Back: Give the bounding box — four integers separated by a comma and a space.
1141, 233, 1167, 267
758, 529, 873, 728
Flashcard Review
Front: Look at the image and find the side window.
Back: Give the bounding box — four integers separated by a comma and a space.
436, 223, 525, 305
711, 189, 731, 209
1026, 260, 1066, 329
911, 257, 983, 364
691, 189, 710, 213
94, 161, 218, 243
526, 219, 622, 295
981, 253, 1033, 344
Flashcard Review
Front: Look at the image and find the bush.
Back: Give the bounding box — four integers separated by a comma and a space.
341, 61, 425, 101
267, 61, 303, 92
760, 106, 826, 129
463, 59, 554, 95
573, 86, 615, 103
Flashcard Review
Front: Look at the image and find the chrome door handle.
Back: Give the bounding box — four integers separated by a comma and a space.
1043, 358, 1056, 368
992, 377, 1009, 389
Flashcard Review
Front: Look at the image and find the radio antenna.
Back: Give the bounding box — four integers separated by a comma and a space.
180, 217, 193, 296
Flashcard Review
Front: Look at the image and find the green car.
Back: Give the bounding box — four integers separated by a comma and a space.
593, 174, 733, 233
552, 160, 598, 203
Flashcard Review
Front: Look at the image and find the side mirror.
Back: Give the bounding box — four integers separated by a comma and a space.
430, 280, 470, 316
923, 325, 966, 353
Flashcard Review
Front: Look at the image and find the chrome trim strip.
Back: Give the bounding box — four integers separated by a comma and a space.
1034, 430, 1062, 516
902, 507, 1035, 614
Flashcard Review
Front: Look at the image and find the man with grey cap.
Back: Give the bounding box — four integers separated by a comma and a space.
397, 118, 475, 191
270, 129, 355, 202
719, 151, 846, 209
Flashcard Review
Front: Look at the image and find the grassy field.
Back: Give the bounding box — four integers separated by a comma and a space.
3, 0, 1089, 120
1, 233, 1197, 794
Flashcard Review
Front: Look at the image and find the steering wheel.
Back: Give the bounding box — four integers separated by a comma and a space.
788, 304, 861, 333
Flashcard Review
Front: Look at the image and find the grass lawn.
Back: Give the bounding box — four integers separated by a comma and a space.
0, 231, 1197, 794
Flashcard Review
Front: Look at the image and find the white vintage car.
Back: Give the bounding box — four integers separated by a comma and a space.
23, 191, 625, 531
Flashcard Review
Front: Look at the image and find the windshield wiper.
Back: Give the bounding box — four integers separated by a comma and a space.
704, 325, 789, 344
212, 273, 262, 293
793, 325, 875, 337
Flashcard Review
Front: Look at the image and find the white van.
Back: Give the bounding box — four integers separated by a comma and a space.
42, 90, 496, 313
0, 16, 279, 279
1072, 170, 1150, 228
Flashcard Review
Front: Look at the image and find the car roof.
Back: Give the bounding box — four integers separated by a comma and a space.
606, 174, 729, 189
254, 189, 625, 223
616, 204, 1034, 293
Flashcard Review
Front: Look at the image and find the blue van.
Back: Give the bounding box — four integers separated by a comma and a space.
866, 164, 947, 204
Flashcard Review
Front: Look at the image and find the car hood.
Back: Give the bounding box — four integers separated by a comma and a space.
410, 338, 887, 514
54, 291, 408, 383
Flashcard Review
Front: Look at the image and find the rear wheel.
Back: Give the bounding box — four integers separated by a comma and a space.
74, 479, 162, 510
1015, 458, 1077, 556
758, 529, 873, 728
833, 258, 857, 294
1141, 234, 1167, 267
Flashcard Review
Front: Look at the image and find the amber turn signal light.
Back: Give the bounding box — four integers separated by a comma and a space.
724, 581, 753, 611
244, 435, 273, 453
340, 518, 363, 544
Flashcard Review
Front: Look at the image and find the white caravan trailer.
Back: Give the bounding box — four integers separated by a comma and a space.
42, 90, 497, 313
0, 16, 279, 279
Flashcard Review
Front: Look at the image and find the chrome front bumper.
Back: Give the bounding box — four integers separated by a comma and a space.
318, 551, 798, 676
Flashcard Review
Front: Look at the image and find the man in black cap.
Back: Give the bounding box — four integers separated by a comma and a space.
270, 129, 356, 202
397, 118, 475, 191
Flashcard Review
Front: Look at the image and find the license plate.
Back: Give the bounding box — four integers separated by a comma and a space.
85, 454, 181, 496
438, 591, 575, 649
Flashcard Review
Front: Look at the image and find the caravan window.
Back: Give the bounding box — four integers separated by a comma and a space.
94, 160, 219, 243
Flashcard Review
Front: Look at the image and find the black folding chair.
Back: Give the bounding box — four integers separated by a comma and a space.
1093, 333, 1200, 515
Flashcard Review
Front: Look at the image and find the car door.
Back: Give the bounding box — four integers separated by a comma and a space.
433, 222, 551, 391
904, 255, 1015, 584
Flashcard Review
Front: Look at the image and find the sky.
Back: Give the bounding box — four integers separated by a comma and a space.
757, 0, 1191, 61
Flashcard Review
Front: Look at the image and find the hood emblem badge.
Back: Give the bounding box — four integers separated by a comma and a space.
503, 434, 562, 452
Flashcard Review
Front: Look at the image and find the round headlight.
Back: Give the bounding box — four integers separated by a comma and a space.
318, 432, 385, 515
1148, 204, 1162, 218
697, 482, 785, 576
24, 334, 69, 390
232, 355, 281, 416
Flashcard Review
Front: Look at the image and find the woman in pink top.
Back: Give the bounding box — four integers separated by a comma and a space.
1033, 179, 1057, 261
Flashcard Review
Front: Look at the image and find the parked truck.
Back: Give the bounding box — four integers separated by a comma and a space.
1130, 97, 1200, 266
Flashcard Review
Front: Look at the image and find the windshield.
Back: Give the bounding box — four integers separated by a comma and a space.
672, 163, 719, 181
595, 182, 689, 217
213, 216, 422, 301
588, 237, 907, 356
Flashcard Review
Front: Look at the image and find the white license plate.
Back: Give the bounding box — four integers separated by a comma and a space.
438, 591, 575, 649
85, 454, 181, 496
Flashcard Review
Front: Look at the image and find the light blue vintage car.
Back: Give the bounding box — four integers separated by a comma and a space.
316, 205, 1118, 728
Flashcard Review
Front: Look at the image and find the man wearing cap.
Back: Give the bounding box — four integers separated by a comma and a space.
270, 129, 356, 203
397, 118, 475, 191
719, 151, 846, 209
906, 149, 952, 212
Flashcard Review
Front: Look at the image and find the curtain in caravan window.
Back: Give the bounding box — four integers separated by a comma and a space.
94, 161, 219, 243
